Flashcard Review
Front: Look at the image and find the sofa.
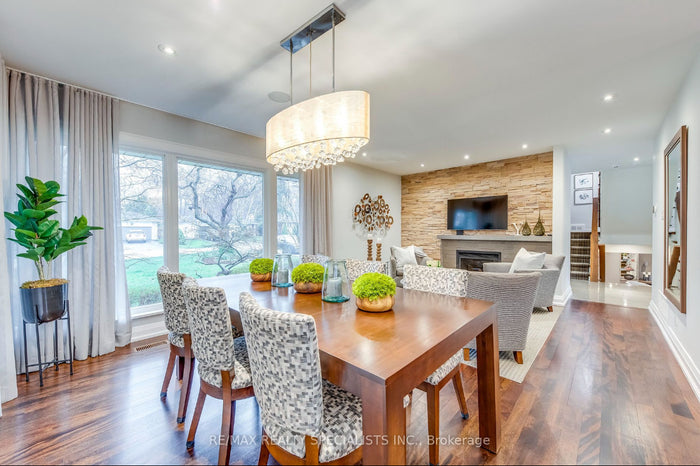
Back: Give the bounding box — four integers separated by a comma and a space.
483, 254, 565, 312
388, 245, 433, 287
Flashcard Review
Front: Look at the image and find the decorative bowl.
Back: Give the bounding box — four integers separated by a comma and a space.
294, 282, 323, 294
250, 272, 271, 282
356, 295, 395, 313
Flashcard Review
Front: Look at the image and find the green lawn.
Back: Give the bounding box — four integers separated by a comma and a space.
125, 254, 252, 308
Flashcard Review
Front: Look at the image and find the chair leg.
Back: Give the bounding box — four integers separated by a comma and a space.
452, 371, 469, 420
258, 431, 270, 465
161, 351, 177, 400
426, 384, 440, 466
177, 356, 185, 381
513, 351, 524, 364
186, 389, 206, 450
219, 400, 235, 466
547, 306, 553, 312
463, 347, 470, 361
177, 356, 194, 423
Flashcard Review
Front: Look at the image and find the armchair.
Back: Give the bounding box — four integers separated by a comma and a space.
483, 254, 565, 312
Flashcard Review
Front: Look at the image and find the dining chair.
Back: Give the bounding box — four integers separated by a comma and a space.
156, 266, 195, 424
238, 292, 363, 465
402, 264, 470, 466
181, 278, 255, 466
345, 258, 388, 281
301, 254, 330, 266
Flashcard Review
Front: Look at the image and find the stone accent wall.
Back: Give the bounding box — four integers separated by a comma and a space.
401, 152, 553, 258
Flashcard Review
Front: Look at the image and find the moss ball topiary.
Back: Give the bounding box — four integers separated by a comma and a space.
291, 263, 325, 284
352, 272, 396, 302
249, 258, 274, 275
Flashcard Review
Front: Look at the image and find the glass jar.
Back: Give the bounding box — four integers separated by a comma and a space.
322, 259, 350, 303
272, 254, 293, 288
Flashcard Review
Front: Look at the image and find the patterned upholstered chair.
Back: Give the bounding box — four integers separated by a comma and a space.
238, 292, 363, 465
301, 254, 330, 266
156, 266, 195, 424
464, 272, 541, 365
345, 258, 388, 282
483, 254, 565, 312
402, 264, 470, 466
181, 278, 255, 466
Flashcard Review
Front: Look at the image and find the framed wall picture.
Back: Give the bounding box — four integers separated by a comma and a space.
574, 173, 594, 189
574, 189, 593, 205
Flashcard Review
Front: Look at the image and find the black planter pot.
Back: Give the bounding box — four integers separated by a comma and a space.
20, 282, 68, 324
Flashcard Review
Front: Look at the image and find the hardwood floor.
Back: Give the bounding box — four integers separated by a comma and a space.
1, 299, 700, 464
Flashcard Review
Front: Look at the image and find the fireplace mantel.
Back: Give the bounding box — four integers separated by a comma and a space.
438, 234, 552, 268
437, 234, 552, 243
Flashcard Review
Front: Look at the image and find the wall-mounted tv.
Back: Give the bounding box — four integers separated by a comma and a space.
447, 195, 508, 231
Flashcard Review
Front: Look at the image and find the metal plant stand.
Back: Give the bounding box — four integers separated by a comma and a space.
22, 299, 73, 387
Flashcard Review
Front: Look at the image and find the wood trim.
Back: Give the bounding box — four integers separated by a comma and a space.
598, 244, 606, 282
589, 199, 600, 282
663, 125, 688, 314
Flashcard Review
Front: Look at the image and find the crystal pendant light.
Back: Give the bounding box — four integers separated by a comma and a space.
265, 5, 370, 174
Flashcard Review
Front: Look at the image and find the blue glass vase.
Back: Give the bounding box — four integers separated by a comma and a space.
271, 253, 293, 288
322, 259, 350, 303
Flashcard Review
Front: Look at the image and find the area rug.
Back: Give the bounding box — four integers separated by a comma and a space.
464, 305, 563, 383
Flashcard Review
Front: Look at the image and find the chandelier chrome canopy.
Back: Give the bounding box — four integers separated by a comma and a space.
265, 4, 370, 174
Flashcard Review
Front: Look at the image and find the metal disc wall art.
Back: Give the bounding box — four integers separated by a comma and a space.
352, 193, 394, 260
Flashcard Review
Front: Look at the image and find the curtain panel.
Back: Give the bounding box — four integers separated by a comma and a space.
302, 165, 333, 256
0, 56, 17, 412
2, 70, 131, 378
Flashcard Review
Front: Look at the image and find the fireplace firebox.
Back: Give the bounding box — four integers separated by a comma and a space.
456, 250, 501, 272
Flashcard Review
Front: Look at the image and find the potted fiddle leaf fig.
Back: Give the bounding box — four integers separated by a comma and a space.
352, 272, 396, 313
3, 177, 102, 323
291, 262, 325, 294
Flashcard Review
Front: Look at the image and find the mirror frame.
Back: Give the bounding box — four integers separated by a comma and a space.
663, 125, 688, 314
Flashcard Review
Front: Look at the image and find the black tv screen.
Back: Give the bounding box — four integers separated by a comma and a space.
447, 195, 508, 230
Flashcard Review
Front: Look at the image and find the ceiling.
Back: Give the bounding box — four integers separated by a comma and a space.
1, 0, 700, 175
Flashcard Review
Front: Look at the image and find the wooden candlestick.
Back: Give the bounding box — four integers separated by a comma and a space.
367, 239, 373, 261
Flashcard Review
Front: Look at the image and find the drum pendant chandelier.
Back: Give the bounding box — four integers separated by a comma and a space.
266, 4, 370, 174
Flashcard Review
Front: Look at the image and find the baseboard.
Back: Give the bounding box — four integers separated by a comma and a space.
649, 300, 700, 402
553, 286, 572, 307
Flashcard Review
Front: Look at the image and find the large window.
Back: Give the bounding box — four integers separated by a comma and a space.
118, 151, 164, 310
178, 161, 264, 278
277, 176, 300, 254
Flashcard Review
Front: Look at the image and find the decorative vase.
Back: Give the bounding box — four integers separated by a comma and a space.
271, 253, 293, 288
250, 272, 271, 282
322, 260, 350, 303
533, 215, 545, 236
356, 295, 395, 313
20, 282, 68, 324
294, 282, 323, 294
521, 221, 532, 236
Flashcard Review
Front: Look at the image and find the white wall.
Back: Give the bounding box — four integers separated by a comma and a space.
331, 163, 402, 260
650, 49, 700, 399
600, 165, 653, 245
570, 172, 599, 231
552, 146, 572, 304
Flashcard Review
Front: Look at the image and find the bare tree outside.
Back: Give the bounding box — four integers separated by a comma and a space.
178, 161, 264, 278
277, 176, 300, 254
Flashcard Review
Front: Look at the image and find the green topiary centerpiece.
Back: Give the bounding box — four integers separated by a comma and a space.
291, 262, 325, 293
249, 258, 274, 282
352, 272, 396, 313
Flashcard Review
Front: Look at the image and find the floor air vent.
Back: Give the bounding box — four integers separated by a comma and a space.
134, 340, 168, 352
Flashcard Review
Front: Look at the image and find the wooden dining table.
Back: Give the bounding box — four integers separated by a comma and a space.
200, 274, 501, 465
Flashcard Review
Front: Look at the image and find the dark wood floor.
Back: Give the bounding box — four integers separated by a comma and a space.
1, 299, 700, 465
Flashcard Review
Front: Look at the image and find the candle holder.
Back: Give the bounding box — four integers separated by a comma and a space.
271, 254, 293, 288
322, 259, 350, 303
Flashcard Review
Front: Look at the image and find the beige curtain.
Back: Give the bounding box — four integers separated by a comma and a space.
3, 70, 130, 375
0, 55, 18, 413
302, 166, 333, 255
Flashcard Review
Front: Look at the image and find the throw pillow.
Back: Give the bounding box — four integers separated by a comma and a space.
509, 247, 546, 273
391, 245, 418, 275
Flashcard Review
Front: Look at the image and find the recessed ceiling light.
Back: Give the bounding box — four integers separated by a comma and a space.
522, 144, 528, 149
420, 163, 425, 167
362, 152, 367, 157
603, 94, 614, 102
158, 44, 176, 55
603, 128, 612, 134
633, 156, 640, 162
268, 91, 291, 103
464, 154, 470, 160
